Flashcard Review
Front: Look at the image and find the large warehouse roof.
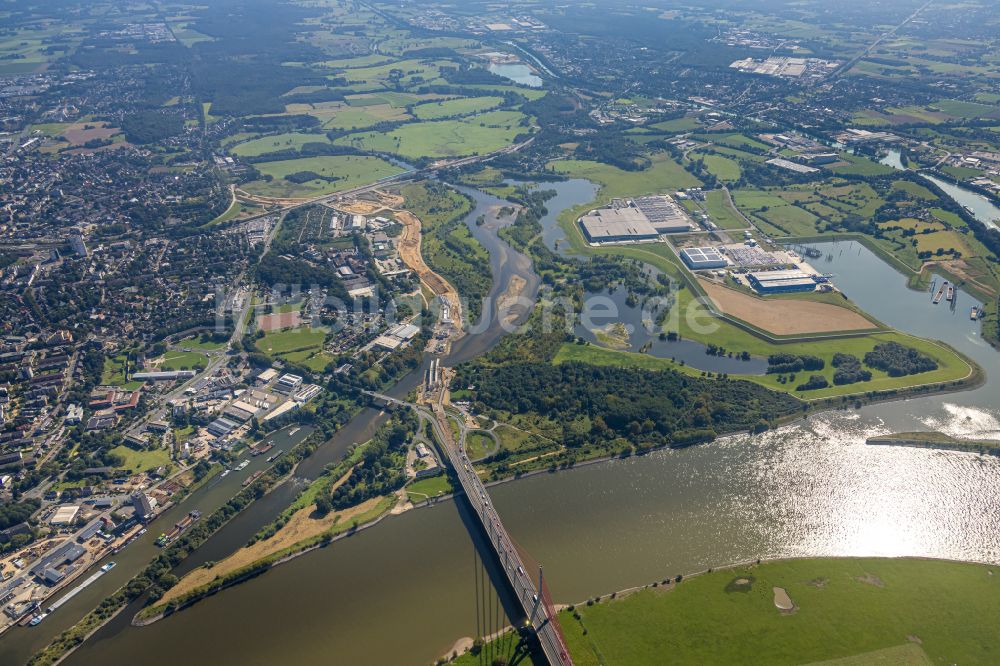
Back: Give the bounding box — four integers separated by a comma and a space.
632, 195, 692, 232
579, 208, 659, 242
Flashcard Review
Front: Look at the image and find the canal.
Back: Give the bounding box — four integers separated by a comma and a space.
18, 181, 1000, 666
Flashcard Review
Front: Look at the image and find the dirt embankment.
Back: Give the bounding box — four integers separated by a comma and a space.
395, 209, 464, 324
699, 279, 877, 335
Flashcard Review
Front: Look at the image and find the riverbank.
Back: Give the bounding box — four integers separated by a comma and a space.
133, 495, 396, 626
868, 431, 1000, 456
132, 415, 416, 624
456, 556, 1000, 666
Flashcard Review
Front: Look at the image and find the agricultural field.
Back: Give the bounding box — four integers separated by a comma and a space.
346, 91, 449, 108
411, 95, 504, 120
0, 22, 85, 74
243, 155, 404, 199
229, 132, 331, 157
732, 182, 885, 238
697, 153, 741, 181
335, 110, 530, 160
854, 99, 1000, 126
647, 117, 701, 133
829, 153, 896, 177
560, 558, 1000, 666
337, 57, 451, 91
550, 153, 702, 204
891, 180, 936, 200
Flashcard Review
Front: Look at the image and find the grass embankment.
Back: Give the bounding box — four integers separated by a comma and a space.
553, 330, 977, 402
559, 558, 1000, 666
405, 472, 455, 501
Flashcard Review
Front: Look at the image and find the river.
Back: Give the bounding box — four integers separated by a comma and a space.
22, 180, 1000, 666
879, 149, 1000, 230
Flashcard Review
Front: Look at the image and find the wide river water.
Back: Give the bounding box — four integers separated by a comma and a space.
9, 181, 1000, 665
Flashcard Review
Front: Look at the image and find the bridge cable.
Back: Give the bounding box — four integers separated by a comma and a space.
473, 544, 481, 664
493, 577, 500, 665
480, 552, 487, 665
488, 574, 494, 666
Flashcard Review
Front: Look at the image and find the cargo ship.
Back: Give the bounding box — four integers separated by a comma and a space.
932, 281, 948, 304
155, 510, 202, 547
266, 449, 283, 463
243, 470, 263, 487
253, 442, 274, 456
44, 562, 117, 615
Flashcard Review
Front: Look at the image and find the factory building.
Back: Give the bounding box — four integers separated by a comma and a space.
30, 542, 86, 584
680, 247, 728, 270
274, 373, 303, 394
579, 208, 659, 244
206, 417, 239, 438
747, 270, 820, 294
132, 370, 197, 381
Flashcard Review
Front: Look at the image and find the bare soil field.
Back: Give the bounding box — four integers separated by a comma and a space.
699, 279, 877, 335
257, 311, 301, 332
62, 121, 119, 145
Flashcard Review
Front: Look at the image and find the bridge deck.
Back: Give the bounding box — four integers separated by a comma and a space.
430, 405, 571, 666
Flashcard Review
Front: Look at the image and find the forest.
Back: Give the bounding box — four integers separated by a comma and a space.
459, 361, 802, 448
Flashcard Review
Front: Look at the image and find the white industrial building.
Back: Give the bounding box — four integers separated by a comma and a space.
680, 247, 728, 270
